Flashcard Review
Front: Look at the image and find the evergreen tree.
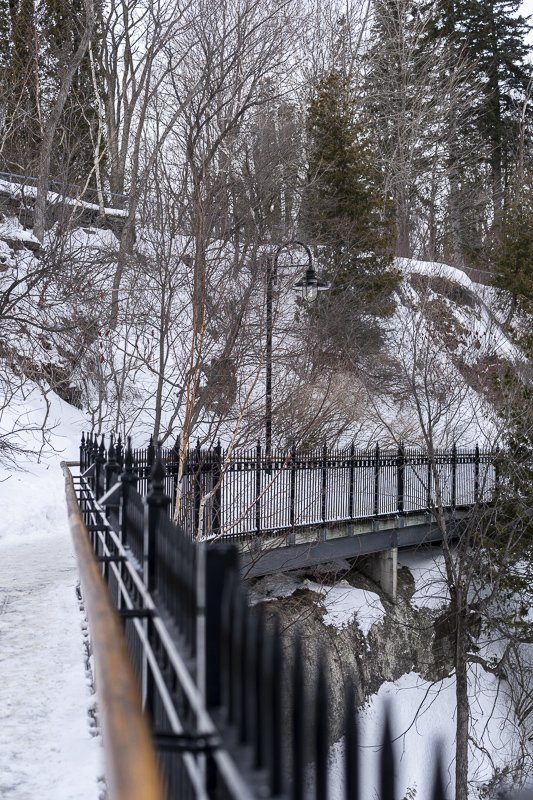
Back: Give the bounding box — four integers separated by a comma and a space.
1, 0, 41, 173
423, 0, 532, 227
492, 170, 533, 333
303, 69, 398, 314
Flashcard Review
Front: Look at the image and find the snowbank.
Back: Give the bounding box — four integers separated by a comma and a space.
303, 579, 386, 636
398, 549, 450, 610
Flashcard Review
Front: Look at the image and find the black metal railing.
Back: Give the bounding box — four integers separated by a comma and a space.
80, 433, 498, 542
74, 441, 453, 800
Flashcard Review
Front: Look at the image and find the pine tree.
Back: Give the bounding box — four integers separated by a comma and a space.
303, 69, 398, 314
423, 0, 532, 227
2, 0, 41, 173
492, 170, 533, 332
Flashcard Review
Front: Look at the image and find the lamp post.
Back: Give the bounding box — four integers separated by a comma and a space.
264, 240, 329, 458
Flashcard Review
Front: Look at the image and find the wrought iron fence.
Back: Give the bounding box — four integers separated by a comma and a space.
80, 433, 498, 542
75, 441, 454, 799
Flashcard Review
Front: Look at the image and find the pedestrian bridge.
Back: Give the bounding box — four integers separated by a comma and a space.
80, 435, 496, 598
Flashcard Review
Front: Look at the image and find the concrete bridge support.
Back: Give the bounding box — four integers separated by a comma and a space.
362, 547, 398, 602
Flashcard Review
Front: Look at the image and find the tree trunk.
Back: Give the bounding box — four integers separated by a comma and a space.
455, 591, 470, 800
33, 0, 95, 241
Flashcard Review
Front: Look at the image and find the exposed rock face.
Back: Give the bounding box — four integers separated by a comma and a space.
250, 561, 455, 748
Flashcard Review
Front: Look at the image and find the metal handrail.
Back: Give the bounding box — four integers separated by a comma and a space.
61, 461, 163, 800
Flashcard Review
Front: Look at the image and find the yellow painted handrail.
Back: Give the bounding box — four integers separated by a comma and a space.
61, 462, 164, 800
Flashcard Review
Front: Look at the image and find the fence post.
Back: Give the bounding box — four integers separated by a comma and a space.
143, 449, 169, 723
373, 443, 380, 518
146, 435, 155, 490
255, 440, 261, 536
321, 440, 327, 524
348, 442, 355, 519
290, 442, 297, 529
116, 434, 124, 471
119, 437, 138, 546
426, 451, 432, 511
474, 443, 480, 505
213, 440, 222, 537
91, 434, 99, 493
194, 438, 202, 537
451, 443, 457, 510
95, 435, 106, 499
144, 449, 170, 593
397, 442, 405, 515
105, 434, 119, 494
80, 432, 86, 471
172, 435, 180, 517
205, 545, 240, 709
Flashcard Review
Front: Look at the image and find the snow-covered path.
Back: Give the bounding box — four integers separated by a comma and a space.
0, 390, 103, 799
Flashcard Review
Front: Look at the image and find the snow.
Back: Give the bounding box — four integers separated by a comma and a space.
249, 572, 304, 604
302, 579, 386, 636
0, 387, 103, 798
328, 668, 522, 799
398, 549, 450, 611
0, 178, 127, 217
0, 217, 40, 245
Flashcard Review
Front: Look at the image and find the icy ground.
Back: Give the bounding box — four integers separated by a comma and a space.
0, 389, 103, 799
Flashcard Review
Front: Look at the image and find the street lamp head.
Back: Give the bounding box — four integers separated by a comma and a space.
293, 268, 330, 303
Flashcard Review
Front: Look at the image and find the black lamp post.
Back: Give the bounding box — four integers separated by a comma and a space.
265, 240, 329, 457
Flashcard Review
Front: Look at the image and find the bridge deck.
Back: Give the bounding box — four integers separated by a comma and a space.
239, 509, 467, 578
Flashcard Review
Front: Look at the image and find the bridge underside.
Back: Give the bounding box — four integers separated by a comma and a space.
239, 510, 467, 587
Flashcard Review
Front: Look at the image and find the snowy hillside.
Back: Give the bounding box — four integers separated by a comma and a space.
0, 217, 520, 453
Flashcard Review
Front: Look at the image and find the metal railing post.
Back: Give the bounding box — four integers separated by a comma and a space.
451, 443, 457, 509
171, 435, 180, 516
474, 443, 480, 505
194, 439, 202, 537
80, 432, 86, 471
427, 452, 433, 511
397, 442, 405, 515
212, 440, 222, 537
143, 451, 170, 722
116, 434, 124, 471
348, 442, 355, 519
95, 435, 106, 499
373, 443, 380, 517
290, 442, 297, 529
119, 438, 138, 547
105, 434, 119, 493
205, 545, 240, 709
255, 440, 261, 537
321, 440, 327, 524
144, 452, 170, 592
